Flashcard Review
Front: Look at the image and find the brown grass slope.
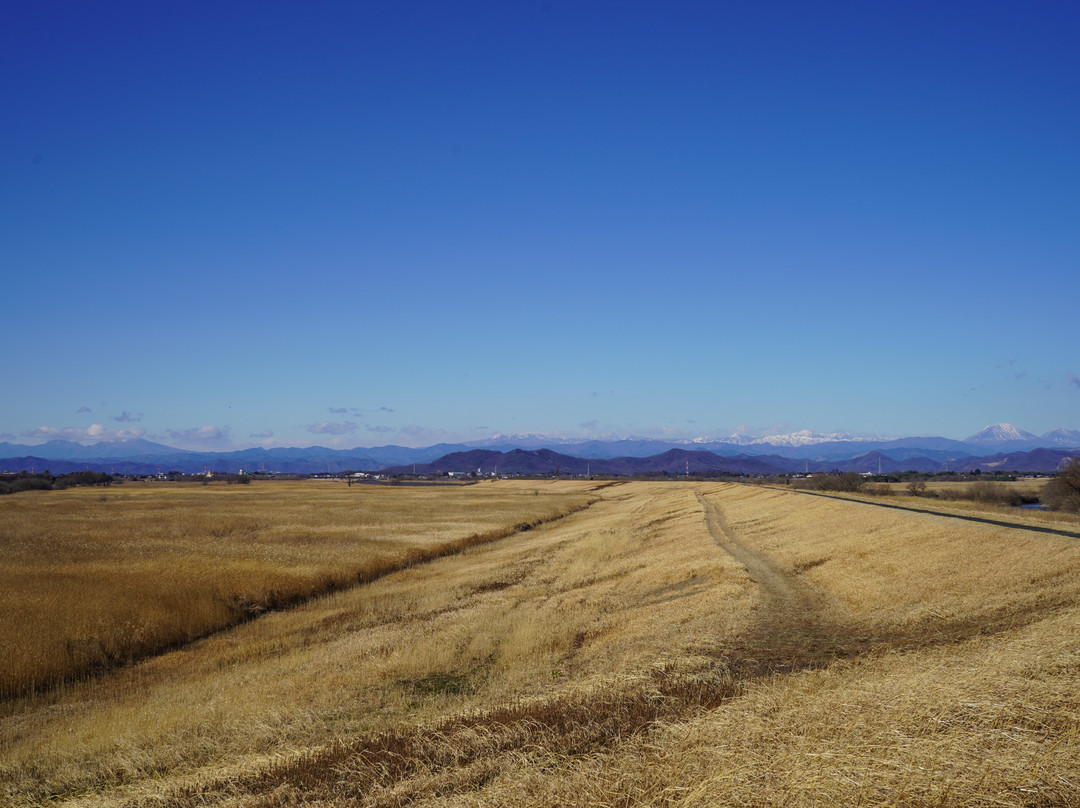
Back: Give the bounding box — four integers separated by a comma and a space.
2, 481, 1079, 807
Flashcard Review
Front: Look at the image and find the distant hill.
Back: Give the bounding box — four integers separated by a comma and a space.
592, 449, 786, 476
0, 442, 472, 475
0, 456, 91, 475
0, 438, 187, 460
386, 448, 791, 477
829, 451, 942, 475
951, 448, 1079, 474
383, 445, 1077, 478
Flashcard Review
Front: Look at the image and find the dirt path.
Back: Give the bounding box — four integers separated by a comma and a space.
695, 490, 843, 675
697, 485, 1078, 675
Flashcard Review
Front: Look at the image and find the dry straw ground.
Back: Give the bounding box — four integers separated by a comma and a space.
2, 479, 1079, 807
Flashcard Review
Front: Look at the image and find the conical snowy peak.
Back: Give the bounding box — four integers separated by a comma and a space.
965, 423, 1039, 443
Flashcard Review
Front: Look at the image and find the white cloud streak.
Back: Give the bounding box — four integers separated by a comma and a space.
21, 424, 146, 442
307, 421, 358, 435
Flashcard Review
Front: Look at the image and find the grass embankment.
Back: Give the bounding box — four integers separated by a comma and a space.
0, 480, 594, 698
3, 481, 1080, 807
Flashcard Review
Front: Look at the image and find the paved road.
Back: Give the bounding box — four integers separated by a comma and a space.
789, 488, 1080, 540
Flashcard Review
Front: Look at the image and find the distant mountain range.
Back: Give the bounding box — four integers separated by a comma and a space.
1, 423, 1078, 476
385, 446, 1079, 477
385, 448, 803, 477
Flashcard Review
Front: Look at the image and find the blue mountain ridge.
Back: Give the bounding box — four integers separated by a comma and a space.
1, 427, 1077, 475
3, 445, 1077, 476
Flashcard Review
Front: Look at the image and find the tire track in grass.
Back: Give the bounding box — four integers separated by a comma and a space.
697, 487, 1080, 676
695, 490, 848, 676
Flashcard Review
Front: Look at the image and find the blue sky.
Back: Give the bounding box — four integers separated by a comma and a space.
3, 1, 1078, 449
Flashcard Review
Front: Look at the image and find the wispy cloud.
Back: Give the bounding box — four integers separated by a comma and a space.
389, 424, 458, 446
307, 421, 358, 435
250, 429, 274, 438
112, 410, 143, 423
328, 407, 348, 414
0, 432, 15, 440
365, 424, 394, 434
1069, 373, 1080, 389
77, 406, 92, 414
22, 424, 146, 442
380, 406, 394, 413
165, 425, 231, 448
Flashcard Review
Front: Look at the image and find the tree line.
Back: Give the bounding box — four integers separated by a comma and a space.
0, 470, 118, 495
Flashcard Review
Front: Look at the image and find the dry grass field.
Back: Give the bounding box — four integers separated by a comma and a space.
0, 481, 594, 698
3, 480, 1080, 807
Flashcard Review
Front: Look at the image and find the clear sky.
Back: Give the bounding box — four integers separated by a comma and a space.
3, 1, 1078, 450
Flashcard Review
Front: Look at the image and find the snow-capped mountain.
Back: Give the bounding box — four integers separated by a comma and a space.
1042, 428, 1080, 447
722, 430, 879, 448
748, 431, 878, 447
965, 423, 1040, 444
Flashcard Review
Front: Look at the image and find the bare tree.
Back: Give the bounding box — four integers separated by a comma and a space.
907, 478, 927, 496
1041, 458, 1080, 513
